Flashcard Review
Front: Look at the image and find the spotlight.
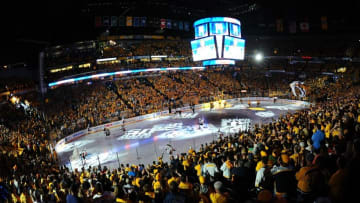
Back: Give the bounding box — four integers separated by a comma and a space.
255, 53, 263, 61
10, 96, 19, 104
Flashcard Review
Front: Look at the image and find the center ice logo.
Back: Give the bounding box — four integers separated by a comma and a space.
255, 111, 275, 118
117, 123, 184, 140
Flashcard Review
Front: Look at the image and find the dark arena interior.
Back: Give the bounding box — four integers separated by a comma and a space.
1, 0, 360, 202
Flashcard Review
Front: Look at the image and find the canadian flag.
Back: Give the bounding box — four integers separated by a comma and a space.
160, 19, 166, 29
300, 22, 309, 32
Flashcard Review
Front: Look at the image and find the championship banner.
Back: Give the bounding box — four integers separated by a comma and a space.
172, 21, 178, 30
150, 18, 159, 28
321, 16, 328, 31
160, 19, 166, 29
133, 17, 140, 27
179, 21, 184, 30
184, 22, 190, 31
111, 16, 118, 27
103, 16, 110, 26
166, 19, 172, 29
95, 16, 102, 27
289, 21, 296, 33
140, 17, 147, 27
276, 19, 283, 32
300, 22, 309, 32
118, 16, 126, 26
126, 16, 133, 26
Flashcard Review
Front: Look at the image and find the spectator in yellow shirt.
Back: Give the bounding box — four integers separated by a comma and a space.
210, 181, 228, 203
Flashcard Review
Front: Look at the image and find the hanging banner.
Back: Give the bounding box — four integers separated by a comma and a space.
179, 21, 184, 30
126, 16, 133, 26
276, 19, 283, 32
141, 17, 147, 27
111, 16, 118, 27
300, 22, 309, 32
133, 17, 140, 27
118, 16, 125, 26
160, 19, 166, 29
95, 16, 102, 27
172, 21, 178, 30
166, 19, 172, 29
289, 21, 296, 33
184, 22, 190, 31
321, 16, 328, 31
103, 16, 110, 26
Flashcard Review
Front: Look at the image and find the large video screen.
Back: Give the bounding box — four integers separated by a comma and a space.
191, 36, 217, 61
229, 23, 241, 37
223, 36, 245, 60
194, 24, 209, 39
209, 22, 228, 35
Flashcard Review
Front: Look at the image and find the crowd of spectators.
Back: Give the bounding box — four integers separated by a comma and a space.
1, 61, 359, 203
116, 40, 192, 57
0, 78, 36, 94
0, 70, 359, 203
48, 69, 252, 137
45, 40, 193, 70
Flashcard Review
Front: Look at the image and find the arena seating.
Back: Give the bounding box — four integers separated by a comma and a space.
0, 64, 359, 202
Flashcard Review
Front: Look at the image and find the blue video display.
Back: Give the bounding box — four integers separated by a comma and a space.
209, 22, 228, 35
191, 36, 217, 61
229, 23, 241, 37
194, 24, 209, 39
223, 36, 245, 60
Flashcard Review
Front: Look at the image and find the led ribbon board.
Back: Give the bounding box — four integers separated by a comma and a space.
48, 66, 205, 87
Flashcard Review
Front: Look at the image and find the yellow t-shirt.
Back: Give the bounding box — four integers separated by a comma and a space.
325, 124, 332, 139
182, 160, 190, 171
178, 182, 193, 190
195, 164, 202, 176
332, 129, 340, 138
256, 161, 265, 172
153, 181, 161, 191
210, 192, 227, 203
20, 193, 27, 203
296, 166, 313, 193
167, 177, 180, 186
145, 191, 155, 199
293, 126, 300, 135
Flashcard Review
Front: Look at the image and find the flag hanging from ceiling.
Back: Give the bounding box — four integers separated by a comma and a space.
103, 16, 110, 26
300, 22, 309, 32
289, 21, 296, 33
276, 19, 284, 32
133, 17, 140, 27
179, 21, 184, 30
95, 16, 102, 27
160, 19, 166, 29
184, 22, 190, 31
321, 16, 328, 31
166, 19, 172, 29
118, 16, 125, 26
140, 17, 147, 27
126, 16, 133, 26
111, 16, 118, 27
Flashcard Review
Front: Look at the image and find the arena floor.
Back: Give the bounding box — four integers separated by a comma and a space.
55, 99, 309, 171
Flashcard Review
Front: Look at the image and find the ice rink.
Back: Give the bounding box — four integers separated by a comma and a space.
55, 99, 309, 171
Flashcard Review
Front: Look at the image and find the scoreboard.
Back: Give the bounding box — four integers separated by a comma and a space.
190, 36, 217, 61
191, 17, 245, 66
